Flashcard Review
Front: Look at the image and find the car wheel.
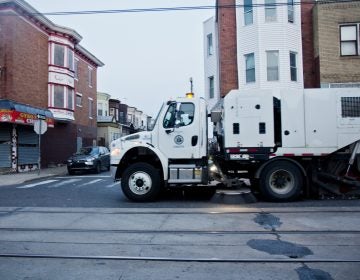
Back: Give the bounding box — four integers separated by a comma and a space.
259, 161, 303, 202
67, 168, 75, 175
121, 163, 161, 202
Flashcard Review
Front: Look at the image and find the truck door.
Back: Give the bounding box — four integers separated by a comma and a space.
157, 100, 201, 159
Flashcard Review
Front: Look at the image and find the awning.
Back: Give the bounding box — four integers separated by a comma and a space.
0, 99, 54, 127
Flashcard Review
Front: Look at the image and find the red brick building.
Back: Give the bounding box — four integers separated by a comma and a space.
0, 0, 103, 172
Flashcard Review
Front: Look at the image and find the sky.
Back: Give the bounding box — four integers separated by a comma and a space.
25, 0, 215, 117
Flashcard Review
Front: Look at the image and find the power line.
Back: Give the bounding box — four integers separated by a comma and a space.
0, 1, 358, 16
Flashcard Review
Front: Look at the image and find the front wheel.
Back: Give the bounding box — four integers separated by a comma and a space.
259, 161, 303, 202
121, 163, 162, 202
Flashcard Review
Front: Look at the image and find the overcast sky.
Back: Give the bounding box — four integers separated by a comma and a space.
25, 0, 215, 116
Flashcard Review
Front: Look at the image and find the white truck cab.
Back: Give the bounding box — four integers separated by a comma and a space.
110, 96, 209, 201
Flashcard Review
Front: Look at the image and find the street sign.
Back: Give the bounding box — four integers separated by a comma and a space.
36, 114, 46, 120
34, 120, 47, 135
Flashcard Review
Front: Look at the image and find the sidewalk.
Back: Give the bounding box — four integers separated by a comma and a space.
0, 165, 67, 186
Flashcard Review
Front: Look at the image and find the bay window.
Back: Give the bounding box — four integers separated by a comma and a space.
245, 53, 255, 83
267, 51, 279, 81
54, 85, 65, 108
288, 0, 294, 23
51, 85, 75, 110
244, 0, 253, 26
54, 44, 65, 67
52, 43, 74, 71
265, 0, 277, 22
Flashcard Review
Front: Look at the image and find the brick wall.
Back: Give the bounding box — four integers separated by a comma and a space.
74, 56, 98, 128
313, 1, 360, 85
0, 7, 100, 166
217, 0, 238, 97
0, 11, 48, 106
301, 0, 318, 88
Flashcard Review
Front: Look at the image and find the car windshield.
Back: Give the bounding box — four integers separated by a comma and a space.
76, 147, 99, 156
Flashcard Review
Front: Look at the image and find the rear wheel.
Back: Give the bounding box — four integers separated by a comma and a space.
121, 163, 161, 202
259, 161, 303, 201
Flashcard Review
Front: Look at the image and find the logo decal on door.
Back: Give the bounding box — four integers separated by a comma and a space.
174, 135, 184, 145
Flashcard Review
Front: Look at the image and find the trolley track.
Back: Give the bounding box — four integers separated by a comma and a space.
0, 227, 360, 235
1, 253, 359, 263
1, 207, 360, 216
1, 206, 360, 278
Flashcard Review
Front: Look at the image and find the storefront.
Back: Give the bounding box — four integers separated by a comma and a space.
0, 100, 54, 172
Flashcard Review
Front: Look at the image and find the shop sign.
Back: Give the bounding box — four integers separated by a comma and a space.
0, 109, 54, 127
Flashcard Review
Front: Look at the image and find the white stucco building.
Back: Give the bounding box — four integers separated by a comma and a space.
203, 0, 304, 104
203, 16, 220, 111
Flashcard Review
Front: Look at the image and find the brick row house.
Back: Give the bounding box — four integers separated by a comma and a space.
0, 0, 103, 172
204, 0, 360, 107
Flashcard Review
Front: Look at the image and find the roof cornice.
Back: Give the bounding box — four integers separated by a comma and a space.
0, 0, 82, 42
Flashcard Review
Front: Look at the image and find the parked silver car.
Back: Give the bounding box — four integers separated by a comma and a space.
67, 146, 110, 175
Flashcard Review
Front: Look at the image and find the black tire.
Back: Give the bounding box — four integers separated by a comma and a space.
121, 162, 161, 202
67, 168, 75, 175
259, 161, 303, 202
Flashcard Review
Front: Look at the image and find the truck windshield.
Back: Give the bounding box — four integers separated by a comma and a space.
148, 103, 164, 131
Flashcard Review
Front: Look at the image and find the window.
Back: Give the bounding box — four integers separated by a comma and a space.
209, 76, 214, 99
76, 93, 82, 107
52, 85, 74, 109
207, 33, 213, 56
68, 88, 74, 110
54, 44, 65, 67
74, 59, 79, 79
88, 98, 93, 118
54, 85, 65, 108
163, 103, 195, 128
267, 51, 279, 81
244, 0, 253, 25
340, 25, 358, 56
290, 52, 297, 81
68, 49, 74, 71
97, 103, 103, 116
245, 53, 255, 83
109, 107, 115, 117
288, 0, 294, 23
120, 112, 125, 123
88, 67, 93, 87
265, 0, 277, 22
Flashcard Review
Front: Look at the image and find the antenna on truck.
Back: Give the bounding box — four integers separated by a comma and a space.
186, 77, 194, 98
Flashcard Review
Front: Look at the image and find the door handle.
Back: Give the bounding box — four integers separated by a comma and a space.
191, 136, 198, 146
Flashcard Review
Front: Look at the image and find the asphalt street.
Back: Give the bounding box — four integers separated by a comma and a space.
0, 171, 360, 279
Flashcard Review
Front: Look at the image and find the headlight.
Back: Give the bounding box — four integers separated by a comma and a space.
85, 157, 94, 165
111, 148, 121, 157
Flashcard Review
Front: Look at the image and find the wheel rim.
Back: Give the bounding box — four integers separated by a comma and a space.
268, 169, 295, 195
128, 171, 152, 195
